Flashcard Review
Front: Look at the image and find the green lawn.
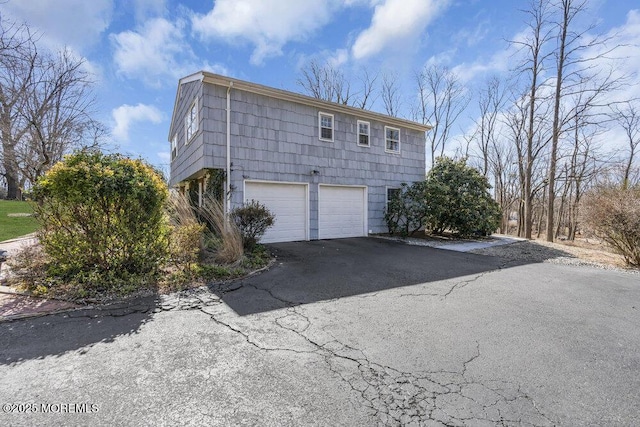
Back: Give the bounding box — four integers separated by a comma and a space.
0, 200, 39, 242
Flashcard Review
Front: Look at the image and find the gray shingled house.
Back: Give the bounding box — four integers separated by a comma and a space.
168, 71, 430, 243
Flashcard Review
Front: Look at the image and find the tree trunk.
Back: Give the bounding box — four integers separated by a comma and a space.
546, 0, 569, 242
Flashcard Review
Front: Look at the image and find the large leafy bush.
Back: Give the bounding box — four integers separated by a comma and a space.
31, 152, 169, 291
384, 182, 427, 237
385, 157, 500, 237
423, 157, 501, 236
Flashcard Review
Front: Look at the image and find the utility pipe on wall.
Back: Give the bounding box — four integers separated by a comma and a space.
226, 81, 233, 215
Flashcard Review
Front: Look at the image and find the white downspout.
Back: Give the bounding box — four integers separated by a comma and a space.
226, 81, 233, 215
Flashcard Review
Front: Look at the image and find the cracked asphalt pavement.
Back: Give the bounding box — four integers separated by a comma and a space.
1, 237, 639, 426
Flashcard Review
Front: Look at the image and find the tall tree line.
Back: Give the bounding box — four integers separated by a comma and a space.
297, 0, 637, 241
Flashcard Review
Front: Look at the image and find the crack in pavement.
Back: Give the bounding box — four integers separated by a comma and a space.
54, 281, 556, 426
201, 280, 555, 426
442, 269, 498, 300
201, 292, 554, 426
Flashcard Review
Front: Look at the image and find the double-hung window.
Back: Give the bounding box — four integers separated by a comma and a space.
185, 99, 198, 143
357, 120, 370, 147
171, 134, 177, 160
319, 112, 334, 142
385, 126, 400, 153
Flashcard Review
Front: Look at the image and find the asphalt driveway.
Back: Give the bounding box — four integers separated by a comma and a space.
1, 237, 639, 426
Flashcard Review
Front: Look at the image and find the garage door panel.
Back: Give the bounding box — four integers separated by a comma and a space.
244, 182, 307, 243
319, 186, 366, 239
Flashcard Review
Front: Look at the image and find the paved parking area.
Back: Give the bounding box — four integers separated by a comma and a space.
0, 238, 638, 426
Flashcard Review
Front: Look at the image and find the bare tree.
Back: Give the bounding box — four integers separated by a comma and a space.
381, 71, 401, 117
0, 18, 36, 199
469, 76, 509, 176
353, 68, 378, 110
544, 0, 622, 241
297, 59, 377, 109
511, 0, 555, 239
18, 49, 103, 183
0, 18, 105, 198
414, 64, 469, 167
611, 101, 640, 190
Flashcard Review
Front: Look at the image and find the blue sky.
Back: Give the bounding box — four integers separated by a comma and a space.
2, 0, 639, 174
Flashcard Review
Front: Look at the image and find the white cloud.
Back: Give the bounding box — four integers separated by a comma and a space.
112, 104, 163, 142
449, 28, 528, 83
328, 49, 350, 68
2, 0, 113, 51
191, 0, 343, 65
585, 9, 640, 101
111, 18, 186, 86
133, 0, 166, 22
352, 0, 450, 60
111, 17, 229, 86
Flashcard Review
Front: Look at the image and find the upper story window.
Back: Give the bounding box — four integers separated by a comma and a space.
385, 126, 400, 153
185, 98, 198, 144
357, 120, 370, 147
319, 112, 334, 142
171, 134, 177, 160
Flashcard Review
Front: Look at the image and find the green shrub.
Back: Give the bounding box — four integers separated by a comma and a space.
423, 157, 501, 237
231, 200, 275, 251
31, 151, 169, 293
168, 222, 205, 269
384, 182, 427, 237
581, 186, 640, 267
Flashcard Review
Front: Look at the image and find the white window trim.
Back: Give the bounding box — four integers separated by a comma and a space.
384, 126, 401, 154
319, 112, 334, 142
170, 134, 177, 160
185, 98, 198, 145
357, 120, 370, 147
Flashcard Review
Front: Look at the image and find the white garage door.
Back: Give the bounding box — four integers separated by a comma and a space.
319, 185, 367, 239
244, 181, 308, 243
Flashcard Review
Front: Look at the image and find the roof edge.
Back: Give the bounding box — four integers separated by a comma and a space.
199, 71, 432, 132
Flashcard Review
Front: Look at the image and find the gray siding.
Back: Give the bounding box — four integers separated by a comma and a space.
169, 80, 206, 185
171, 80, 426, 236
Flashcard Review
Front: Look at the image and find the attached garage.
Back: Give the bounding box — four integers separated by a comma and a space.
318, 185, 367, 239
244, 181, 308, 243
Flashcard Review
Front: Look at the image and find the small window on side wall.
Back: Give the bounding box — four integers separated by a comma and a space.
357, 120, 370, 147
319, 112, 334, 142
185, 98, 198, 144
171, 134, 177, 160
385, 126, 400, 153
387, 187, 401, 206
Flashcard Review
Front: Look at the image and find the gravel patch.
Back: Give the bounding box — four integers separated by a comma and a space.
470, 240, 638, 273
377, 234, 638, 274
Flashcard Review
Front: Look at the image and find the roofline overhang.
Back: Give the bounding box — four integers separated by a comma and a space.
168, 71, 432, 140
201, 71, 432, 133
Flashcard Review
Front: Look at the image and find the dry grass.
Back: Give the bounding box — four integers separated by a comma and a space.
4, 243, 49, 293
533, 237, 628, 268
166, 191, 244, 265
198, 194, 244, 265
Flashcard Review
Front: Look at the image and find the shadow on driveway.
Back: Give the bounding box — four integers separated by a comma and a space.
0, 296, 158, 366
213, 237, 530, 316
